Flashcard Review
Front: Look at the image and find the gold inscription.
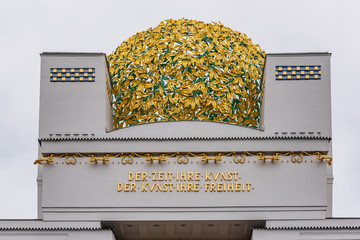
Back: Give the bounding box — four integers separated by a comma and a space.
117, 183, 136, 192
118, 171, 253, 193
128, 172, 148, 181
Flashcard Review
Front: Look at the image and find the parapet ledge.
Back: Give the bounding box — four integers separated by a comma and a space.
40, 52, 106, 56
0, 220, 101, 230
266, 52, 331, 57
264, 218, 360, 230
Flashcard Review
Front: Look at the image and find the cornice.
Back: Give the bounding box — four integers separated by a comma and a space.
255, 226, 360, 231
38, 136, 331, 142
0, 227, 106, 231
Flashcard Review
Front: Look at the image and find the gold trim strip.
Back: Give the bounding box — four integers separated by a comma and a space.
34, 151, 332, 166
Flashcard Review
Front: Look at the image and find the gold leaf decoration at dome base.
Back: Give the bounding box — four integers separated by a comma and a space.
107, 18, 265, 129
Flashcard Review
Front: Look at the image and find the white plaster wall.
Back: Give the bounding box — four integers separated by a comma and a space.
39, 53, 110, 139
38, 52, 333, 222
41, 156, 327, 221
39, 53, 331, 140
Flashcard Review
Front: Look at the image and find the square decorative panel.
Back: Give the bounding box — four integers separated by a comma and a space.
276, 66, 321, 80
50, 68, 95, 82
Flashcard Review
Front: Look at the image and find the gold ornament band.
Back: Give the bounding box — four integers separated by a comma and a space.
34, 151, 332, 166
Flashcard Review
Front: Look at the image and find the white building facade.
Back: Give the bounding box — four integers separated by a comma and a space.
1, 22, 360, 239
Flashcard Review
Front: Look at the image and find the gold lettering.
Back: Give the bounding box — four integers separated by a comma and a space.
158, 172, 164, 181
124, 183, 131, 192
247, 183, 251, 191
210, 183, 216, 192
227, 183, 234, 192
167, 172, 173, 181
131, 183, 136, 192
205, 172, 211, 181
205, 183, 210, 192
194, 172, 201, 181
217, 183, 223, 192
121, 172, 251, 193
152, 172, 158, 181
156, 183, 162, 192
135, 172, 141, 181
180, 183, 187, 192
187, 172, 193, 181
128, 172, 134, 181
233, 172, 238, 181
187, 183, 193, 191
164, 183, 173, 192
142, 172, 147, 181
235, 183, 241, 192
176, 183, 188, 192
180, 172, 186, 181
149, 183, 156, 192
194, 183, 200, 192
221, 172, 227, 181
228, 172, 234, 181
212, 172, 220, 181
168, 183, 173, 192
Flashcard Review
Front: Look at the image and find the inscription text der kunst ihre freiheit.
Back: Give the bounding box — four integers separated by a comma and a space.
117, 171, 253, 193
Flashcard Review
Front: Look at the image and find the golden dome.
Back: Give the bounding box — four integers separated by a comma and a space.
107, 18, 265, 129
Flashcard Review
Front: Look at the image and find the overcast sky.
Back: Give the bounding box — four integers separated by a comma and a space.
0, 0, 359, 219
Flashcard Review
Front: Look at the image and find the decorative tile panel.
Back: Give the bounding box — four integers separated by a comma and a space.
276, 66, 321, 81
50, 68, 95, 82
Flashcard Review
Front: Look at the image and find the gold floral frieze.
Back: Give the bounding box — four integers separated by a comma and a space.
34, 151, 332, 166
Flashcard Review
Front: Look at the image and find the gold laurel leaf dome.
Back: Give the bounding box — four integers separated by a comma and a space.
107, 18, 265, 129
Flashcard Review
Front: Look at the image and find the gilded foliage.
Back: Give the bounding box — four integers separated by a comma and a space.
107, 18, 265, 129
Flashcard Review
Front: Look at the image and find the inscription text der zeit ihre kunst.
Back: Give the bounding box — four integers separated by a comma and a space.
117, 171, 253, 193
